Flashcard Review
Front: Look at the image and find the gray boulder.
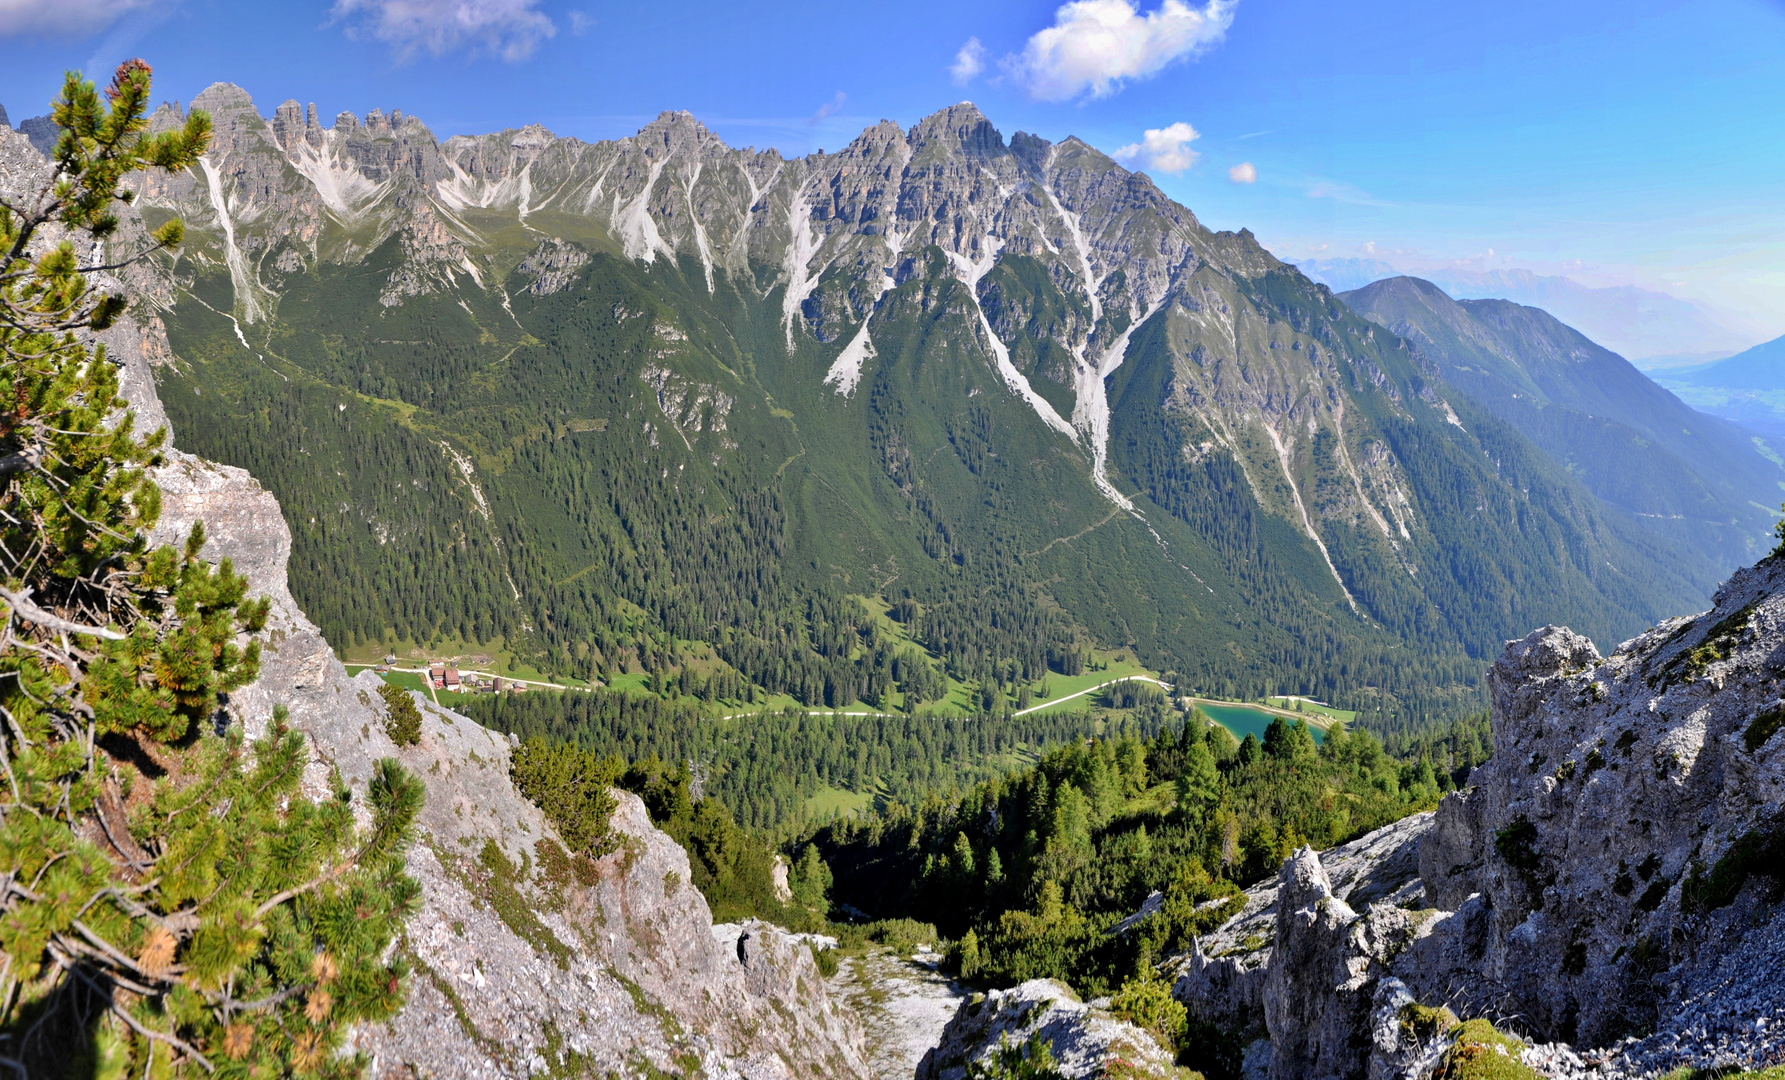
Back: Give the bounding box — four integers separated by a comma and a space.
917, 979, 1189, 1080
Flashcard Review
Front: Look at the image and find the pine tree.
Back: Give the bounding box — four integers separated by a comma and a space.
0, 62, 424, 1076
379, 682, 422, 746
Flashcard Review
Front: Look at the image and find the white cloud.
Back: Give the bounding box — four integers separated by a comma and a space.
1304, 177, 1383, 206
567, 10, 594, 35
1112, 121, 1200, 175
809, 91, 846, 124
330, 0, 556, 62
951, 37, 986, 85
0, 0, 159, 36
1228, 161, 1256, 184
1009, 0, 1235, 101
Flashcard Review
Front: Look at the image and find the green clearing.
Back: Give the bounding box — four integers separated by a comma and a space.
804, 785, 876, 819
1261, 695, 1357, 723
1013, 656, 1159, 717
602, 671, 654, 695
347, 667, 429, 694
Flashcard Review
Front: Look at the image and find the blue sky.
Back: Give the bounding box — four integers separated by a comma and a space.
3, 0, 1781, 342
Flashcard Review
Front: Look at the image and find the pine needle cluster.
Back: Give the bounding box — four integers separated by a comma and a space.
0, 62, 424, 1076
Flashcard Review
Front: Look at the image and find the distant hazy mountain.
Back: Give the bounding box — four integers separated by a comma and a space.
1651, 332, 1785, 437
1297, 260, 1748, 363
1340, 276, 1782, 571
1673, 333, 1785, 390
1292, 257, 1401, 293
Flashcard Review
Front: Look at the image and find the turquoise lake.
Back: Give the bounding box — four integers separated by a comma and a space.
1196, 702, 1326, 745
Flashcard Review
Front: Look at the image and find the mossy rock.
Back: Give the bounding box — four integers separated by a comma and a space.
1433, 1019, 1538, 1080
1398, 1001, 1458, 1043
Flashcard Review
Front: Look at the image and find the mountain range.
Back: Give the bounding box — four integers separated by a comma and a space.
48, 84, 1774, 729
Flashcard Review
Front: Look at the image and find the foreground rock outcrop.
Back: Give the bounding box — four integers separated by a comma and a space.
142, 450, 870, 1080
1174, 557, 1785, 1077
917, 979, 1188, 1080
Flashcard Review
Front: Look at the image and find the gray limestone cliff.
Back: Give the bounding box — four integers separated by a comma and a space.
1171, 559, 1785, 1077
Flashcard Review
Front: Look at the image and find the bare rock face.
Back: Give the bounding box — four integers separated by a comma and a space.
516, 236, 592, 295
1173, 811, 1431, 1048
1414, 561, 1785, 1055
916, 979, 1188, 1080
1175, 558, 1785, 1077
1263, 851, 1368, 1080
829, 949, 971, 1080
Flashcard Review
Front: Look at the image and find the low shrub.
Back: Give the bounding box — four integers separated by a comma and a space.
967, 1032, 1065, 1080
1433, 1019, 1538, 1080
380, 681, 423, 745
511, 738, 624, 856
1109, 972, 1188, 1055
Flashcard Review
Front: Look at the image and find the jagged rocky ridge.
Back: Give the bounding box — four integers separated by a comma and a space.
1167, 558, 1785, 1078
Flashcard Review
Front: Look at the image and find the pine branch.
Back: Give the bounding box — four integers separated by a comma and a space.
66, 962, 215, 1073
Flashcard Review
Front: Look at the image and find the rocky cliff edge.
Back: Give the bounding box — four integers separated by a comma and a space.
126, 305, 868, 1080
1173, 555, 1785, 1078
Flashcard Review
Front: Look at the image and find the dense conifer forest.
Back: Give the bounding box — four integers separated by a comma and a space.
160, 238, 1688, 737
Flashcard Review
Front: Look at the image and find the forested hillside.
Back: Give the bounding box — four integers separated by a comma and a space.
466, 689, 1166, 830
1339, 275, 1782, 572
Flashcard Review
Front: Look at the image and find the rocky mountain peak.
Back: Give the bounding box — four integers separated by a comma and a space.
190, 81, 257, 120
509, 121, 555, 152
907, 101, 1006, 163
270, 99, 310, 152
631, 107, 732, 162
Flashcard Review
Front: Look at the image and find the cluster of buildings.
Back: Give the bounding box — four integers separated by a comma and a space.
423, 660, 528, 694
371, 656, 527, 694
